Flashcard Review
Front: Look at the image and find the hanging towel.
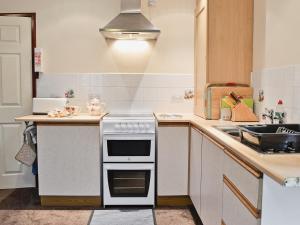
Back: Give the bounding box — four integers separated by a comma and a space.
15, 123, 37, 166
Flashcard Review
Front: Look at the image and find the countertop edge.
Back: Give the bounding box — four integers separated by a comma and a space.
156, 114, 300, 187
15, 114, 107, 124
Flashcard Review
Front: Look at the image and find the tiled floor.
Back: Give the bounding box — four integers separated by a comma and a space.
0, 189, 200, 225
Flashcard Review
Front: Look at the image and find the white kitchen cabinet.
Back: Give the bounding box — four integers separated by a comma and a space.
222, 150, 262, 225
223, 150, 262, 209
222, 184, 260, 225
37, 125, 101, 196
157, 125, 189, 196
200, 135, 224, 225
189, 127, 203, 216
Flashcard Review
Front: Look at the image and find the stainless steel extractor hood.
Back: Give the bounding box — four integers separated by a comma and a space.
100, 0, 160, 40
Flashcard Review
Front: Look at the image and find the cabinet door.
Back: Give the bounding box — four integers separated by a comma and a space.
157, 126, 189, 196
200, 135, 224, 225
194, 3, 208, 117
222, 184, 260, 225
37, 125, 101, 196
189, 127, 203, 216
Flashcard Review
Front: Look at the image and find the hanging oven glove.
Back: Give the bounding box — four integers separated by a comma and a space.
15, 131, 36, 167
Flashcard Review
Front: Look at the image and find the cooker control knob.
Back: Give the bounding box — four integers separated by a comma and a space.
145, 124, 150, 129
139, 123, 145, 129
115, 123, 121, 130
127, 124, 133, 129
121, 123, 126, 130
133, 124, 139, 130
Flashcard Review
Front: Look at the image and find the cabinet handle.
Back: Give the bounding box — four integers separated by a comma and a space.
195, 6, 205, 16
224, 149, 262, 179
191, 126, 204, 135
203, 133, 225, 150
224, 175, 261, 219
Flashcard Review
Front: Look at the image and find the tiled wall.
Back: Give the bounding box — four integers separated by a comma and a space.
37, 73, 194, 113
252, 65, 300, 123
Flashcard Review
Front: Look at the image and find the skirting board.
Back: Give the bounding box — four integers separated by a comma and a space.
40, 196, 101, 207
157, 196, 192, 206
41, 196, 191, 207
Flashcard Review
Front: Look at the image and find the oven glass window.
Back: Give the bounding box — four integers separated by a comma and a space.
107, 140, 151, 156
108, 170, 151, 197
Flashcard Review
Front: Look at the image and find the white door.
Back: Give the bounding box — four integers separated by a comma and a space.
0, 16, 35, 189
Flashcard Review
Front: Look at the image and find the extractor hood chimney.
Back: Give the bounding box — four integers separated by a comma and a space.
100, 0, 160, 40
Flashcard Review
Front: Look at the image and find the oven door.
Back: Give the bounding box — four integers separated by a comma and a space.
103, 163, 155, 206
102, 134, 155, 162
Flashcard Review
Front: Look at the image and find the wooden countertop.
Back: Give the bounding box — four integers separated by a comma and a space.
15, 113, 107, 124
155, 113, 300, 187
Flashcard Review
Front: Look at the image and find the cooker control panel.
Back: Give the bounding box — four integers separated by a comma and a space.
103, 120, 155, 134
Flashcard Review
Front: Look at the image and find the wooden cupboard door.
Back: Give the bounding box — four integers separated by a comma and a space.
157, 126, 189, 196
200, 136, 224, 225
222, 184, 260, 225
189, 127, 203, 216
207, 0, 253, 84
194, 3, 208, 117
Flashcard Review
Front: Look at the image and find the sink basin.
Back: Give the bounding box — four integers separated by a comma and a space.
158, 113, 183, 119
214, 126, 241, 140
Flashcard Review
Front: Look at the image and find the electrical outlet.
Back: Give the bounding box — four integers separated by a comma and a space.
148, 0, 157, 7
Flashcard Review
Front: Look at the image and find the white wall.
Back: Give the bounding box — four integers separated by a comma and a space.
37, 73, 194, 113
0, 0, 194, 74
252, 0, 300, 122
253, 0, 300, 70
0, 0, 195, 113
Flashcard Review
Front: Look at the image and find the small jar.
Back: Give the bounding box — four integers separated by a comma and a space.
87, 95, 104, 116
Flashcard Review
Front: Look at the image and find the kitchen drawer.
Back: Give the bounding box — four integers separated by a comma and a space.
223, 149, 262, 209
222, 184, 261, 225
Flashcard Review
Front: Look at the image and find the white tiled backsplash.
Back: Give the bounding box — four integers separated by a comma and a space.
37, 73, 194, 113
252, 65, 300, 123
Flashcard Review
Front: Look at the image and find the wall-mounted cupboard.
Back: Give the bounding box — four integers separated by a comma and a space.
194, 0, 254, 117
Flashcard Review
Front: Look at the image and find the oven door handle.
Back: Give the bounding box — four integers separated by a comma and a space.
103, 163, 155, 170
103, 135, 155, 141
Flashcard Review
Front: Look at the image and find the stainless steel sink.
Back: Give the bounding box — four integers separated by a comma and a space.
214, 126, 241, 141
158, 113, 183, 119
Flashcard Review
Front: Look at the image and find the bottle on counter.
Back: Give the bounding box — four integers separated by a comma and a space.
274, 99, 286, 124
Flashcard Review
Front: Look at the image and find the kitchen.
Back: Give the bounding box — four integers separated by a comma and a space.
0, 0, 300, 225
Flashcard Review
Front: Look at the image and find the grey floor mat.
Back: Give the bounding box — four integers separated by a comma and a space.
89, 209, 155, 225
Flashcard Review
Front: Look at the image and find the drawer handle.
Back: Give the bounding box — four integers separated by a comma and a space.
192, 127, 204, 135
224, 149, 262, 179
223, 175, 261, 219
195, 6, 205, 16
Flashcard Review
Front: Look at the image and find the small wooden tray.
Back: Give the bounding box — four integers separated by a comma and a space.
231, 103, 258, 122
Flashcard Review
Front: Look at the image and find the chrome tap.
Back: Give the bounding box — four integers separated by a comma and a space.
262, 108, 275, 124
262, 108, 286, 124
184, 89, 194, 100
275, 111, 286, 124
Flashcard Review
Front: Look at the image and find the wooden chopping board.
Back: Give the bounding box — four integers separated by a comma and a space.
205, 86, 253, 120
